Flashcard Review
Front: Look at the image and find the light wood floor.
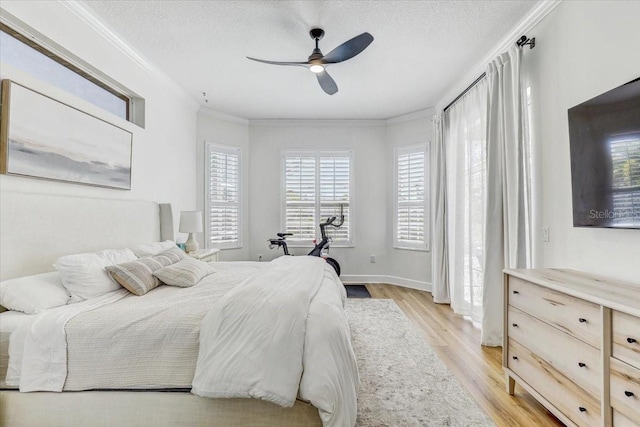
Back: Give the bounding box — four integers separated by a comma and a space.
363, 283, 564, 427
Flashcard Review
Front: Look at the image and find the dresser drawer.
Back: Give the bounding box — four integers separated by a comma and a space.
508, 276, 602, 348
508, 306, 601, 397
508, 338, 600, 427
613, 311, 640, 370
613, 409, 640, 427
611, 357, 640, 423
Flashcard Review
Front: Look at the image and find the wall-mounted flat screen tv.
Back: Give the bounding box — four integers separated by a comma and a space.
568, 77, 640, 229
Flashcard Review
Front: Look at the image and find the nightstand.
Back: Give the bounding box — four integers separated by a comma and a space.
187, 248, 220, 263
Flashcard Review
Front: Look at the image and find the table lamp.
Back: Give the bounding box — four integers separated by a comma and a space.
179, 211, 203, 254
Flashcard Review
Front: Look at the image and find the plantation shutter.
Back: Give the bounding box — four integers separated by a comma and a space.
207, 144, 240, 248
395, 146, 427, 249
285, 156, 317, 240
283, 151, 352, 245
320, 156, 350, 242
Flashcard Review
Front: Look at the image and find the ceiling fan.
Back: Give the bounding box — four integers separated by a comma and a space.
247, 28, 374, 95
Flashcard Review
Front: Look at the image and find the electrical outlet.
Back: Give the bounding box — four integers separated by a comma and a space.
542, 227, 550, 242
370, 255, 376, 263
258, 254, 263, 262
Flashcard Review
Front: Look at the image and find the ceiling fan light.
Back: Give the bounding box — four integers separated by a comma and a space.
309, 64, 324, 74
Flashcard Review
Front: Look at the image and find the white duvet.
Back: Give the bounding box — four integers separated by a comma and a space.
6, 257, 358, 427
192, 256, 358, 427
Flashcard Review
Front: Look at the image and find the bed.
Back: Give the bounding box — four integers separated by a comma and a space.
0, 192, 358, 427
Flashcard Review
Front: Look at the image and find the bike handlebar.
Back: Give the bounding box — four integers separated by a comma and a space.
321, 215, 344, 228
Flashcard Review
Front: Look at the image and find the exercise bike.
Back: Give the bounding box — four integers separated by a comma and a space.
268, 207, 344, 276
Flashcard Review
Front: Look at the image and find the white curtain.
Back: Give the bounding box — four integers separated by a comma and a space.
481, 45, 532, 346
444, 78, 488, 323
431, 112, 449, 303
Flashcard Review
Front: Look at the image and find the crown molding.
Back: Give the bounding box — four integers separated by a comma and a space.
59, 0, 199, 110
435, 0, 562, 111
198, 107, 249, 126
60, 0, 159, 77
0, 6, 139, 100
386, 108, 435, 125
482, 0, 561, 66
249, 119, 387, 128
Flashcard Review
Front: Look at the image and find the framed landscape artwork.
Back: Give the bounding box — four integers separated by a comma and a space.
0, 79, 132, 190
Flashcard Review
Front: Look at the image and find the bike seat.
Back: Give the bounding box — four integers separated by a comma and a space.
277, 232, 293, 238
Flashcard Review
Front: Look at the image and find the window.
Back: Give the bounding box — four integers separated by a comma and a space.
206, 144, 241, 249
394, 145, 428, 250
0, 24, 129, 120
283, 151, 352, 246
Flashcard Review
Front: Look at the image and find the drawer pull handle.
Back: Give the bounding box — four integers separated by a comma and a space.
512, 290, 519, 295
625, 391, 635, 397
578, 318, 587, 323
578, 407, 586, 413
578, 362, 586, 368
628, 337, 637, 344
512, 323, 518, 328
512, 356, 518, 360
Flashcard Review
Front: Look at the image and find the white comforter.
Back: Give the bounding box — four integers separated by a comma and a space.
192, 256, 358, 427
6, 257, 358, 427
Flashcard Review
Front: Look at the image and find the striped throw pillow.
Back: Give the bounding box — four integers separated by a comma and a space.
106, 248, 186, 295
153, 257, 215, 288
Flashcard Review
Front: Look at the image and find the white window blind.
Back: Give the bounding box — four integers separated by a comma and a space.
395, 145, 428, 250
206, 144, 240, 249
284, 156, 317, 240
283, 151, 352, 245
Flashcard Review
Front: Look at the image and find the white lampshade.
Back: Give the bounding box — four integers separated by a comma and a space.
179, 211, 203, 233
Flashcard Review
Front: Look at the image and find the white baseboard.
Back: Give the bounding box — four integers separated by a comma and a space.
341, 275, 432, 292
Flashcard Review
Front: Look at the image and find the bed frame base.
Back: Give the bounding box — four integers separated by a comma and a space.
0, 390, 322, 426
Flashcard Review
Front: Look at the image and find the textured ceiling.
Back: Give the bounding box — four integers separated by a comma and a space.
80, 0, 540, 120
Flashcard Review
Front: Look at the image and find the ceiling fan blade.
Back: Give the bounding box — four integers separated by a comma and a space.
322, 32, 374, 64
316, 70, 338, 95
246, 57, 309, 67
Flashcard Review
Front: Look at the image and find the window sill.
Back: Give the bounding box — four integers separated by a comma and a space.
392, 246, 430, 253
287, 244, 355, 249
208, 245, 243, 251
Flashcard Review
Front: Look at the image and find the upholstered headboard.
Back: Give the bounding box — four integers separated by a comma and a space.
0, 191, 174, 280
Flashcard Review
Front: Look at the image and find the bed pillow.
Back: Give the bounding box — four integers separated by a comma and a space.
130, 240, 177, 258
0, 272, 71, 314
54, 248, 137, 303
153, 257, 216, 288
105, 248, 186, 296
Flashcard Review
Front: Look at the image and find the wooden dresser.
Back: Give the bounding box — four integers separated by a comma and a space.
503, 269, 640, 427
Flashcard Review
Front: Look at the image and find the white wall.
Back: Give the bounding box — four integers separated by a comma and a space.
526, 0, 640, 283
0, 2, 198, 235
196, 110, 250, 261
194, 114, 435, 287
385, 110, 434, 289
247, 121, 390, 278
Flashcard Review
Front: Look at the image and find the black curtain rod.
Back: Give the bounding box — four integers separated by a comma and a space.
443, 35, 535, 112
443, 72, 486, 112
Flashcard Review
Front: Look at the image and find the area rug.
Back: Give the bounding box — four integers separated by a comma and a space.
346, 299, 495, 427
345, 284, 372, 298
